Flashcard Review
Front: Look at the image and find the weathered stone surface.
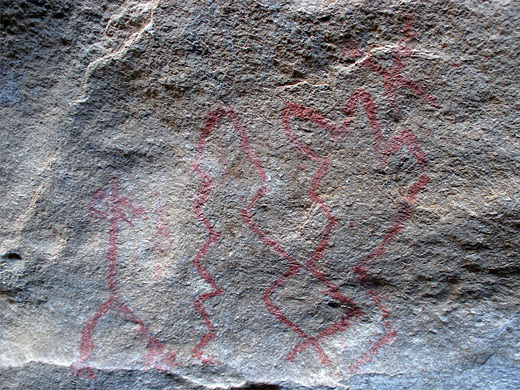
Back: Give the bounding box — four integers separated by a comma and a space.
1, 1, 519, 389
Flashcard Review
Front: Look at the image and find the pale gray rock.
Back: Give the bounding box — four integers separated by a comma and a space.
1, 1, 519, 389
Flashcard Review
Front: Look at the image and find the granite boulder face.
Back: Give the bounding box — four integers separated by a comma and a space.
1, 1, 520, 389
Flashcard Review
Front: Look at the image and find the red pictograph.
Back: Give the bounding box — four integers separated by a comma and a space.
190, 106, 268, 363
153, 203, 175, 280
343, 16, 438, 112
279, 88, 429, 374
72, 176, 176, 379
240, 112, 364, 365
192, 91, 431, 372
73, 14, 436, 377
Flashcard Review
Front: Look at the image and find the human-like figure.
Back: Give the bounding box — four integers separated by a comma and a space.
72, 176, 175, 379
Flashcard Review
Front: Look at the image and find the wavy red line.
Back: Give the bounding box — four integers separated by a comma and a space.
280, 88, 430, 373
191, 106, 268, 362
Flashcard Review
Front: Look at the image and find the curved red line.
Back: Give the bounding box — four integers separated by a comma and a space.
280, 88, 430, 371
191, 109, 227, 361
279, 102, 366, 363
191, 107, 272, 362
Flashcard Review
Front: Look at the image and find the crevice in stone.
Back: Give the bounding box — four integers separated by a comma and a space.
2, 252, 22, 260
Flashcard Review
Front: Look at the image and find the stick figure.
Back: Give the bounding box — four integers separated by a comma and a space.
72, 176, 175, 379
344, 16, 439, 112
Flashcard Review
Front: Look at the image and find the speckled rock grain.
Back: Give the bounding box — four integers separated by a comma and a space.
1, 1, 519, 389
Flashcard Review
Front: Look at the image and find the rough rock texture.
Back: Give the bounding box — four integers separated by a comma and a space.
1, 1, 519, 389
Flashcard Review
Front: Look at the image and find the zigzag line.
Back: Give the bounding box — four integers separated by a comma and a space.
191, 106, 268, 362
275, 88, 429, 370
192, 91, 429, 371
191, 109, 226, 363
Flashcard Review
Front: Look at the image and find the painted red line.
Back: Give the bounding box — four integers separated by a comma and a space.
191, 109, 227, 363
280, 86, 430, 373
344, 17, 439, 112
191, 106, 272, 363
226, 106, 267, 182
116, 301, 177, 370
72, 176, 176, 379
234, 119, 349, 366
277, 102, 367, 364
76, 297, 116, 372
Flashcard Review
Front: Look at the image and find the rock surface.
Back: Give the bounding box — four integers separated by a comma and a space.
1, 1, 519, 389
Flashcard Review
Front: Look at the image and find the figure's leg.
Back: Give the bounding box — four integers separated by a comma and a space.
116, 301, 176, 371
72, 297, 115, 379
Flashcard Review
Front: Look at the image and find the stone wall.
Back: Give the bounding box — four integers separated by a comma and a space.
1, 1, 519, 388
